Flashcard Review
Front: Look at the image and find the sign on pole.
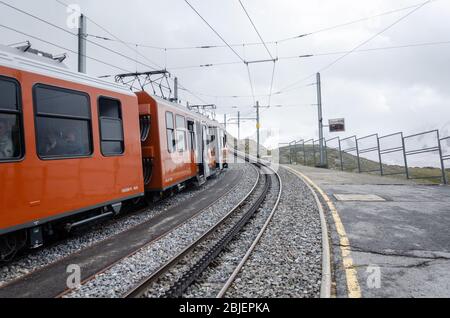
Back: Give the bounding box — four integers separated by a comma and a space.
329, 118, 345, 133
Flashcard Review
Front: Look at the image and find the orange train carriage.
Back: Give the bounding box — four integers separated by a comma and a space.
0, 44, 227, 259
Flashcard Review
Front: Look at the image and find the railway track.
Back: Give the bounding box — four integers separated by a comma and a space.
124, 158, 282, 298
0, 163, 256, 298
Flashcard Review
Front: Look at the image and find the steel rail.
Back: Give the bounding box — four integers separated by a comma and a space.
124, 162, 262, 298
163, 164, 272, 298
216, 156, 282, 298
50, 166, 249, 298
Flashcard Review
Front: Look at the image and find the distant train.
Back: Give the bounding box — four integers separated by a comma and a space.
0, 44, 227, 260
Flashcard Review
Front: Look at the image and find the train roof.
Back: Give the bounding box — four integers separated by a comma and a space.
0, 44, 135, 97
0, 44, 224, 128
148, 94, 223, 128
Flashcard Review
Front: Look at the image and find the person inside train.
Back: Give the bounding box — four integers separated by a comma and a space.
61, 129, 84, 155
44, 131, 60, 156
0, 117, 14, 159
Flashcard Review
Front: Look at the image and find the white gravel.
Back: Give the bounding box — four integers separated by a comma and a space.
62, 162, 258, 298
0, 163, 242, 288
183, 167, 281, 298
143, 165, 270, 298
223, 166, 323, 298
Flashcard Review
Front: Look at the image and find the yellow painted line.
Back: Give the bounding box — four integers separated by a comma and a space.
286, 166, 362, 298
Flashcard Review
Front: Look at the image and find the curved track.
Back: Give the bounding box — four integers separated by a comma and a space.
125, 157, 282, 299
216, 161, 283, 298
0, 165, 249, 298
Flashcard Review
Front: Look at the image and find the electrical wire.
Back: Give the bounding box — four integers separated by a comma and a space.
238, 0, 273, 60
0, 23, 132, 74
165, 39, 450, 72
75, 0, 438, 52
53, 0, 213, 105
184, 0, 246, 64
267, 61, 277, 106
279, 0, 435, 92
1, 0, 163, 73
246, 64, 256, 105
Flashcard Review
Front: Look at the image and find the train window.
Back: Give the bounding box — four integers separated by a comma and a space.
176, 115, 186, 152
187, 120, 195, 151
98, 97, 124, 156
0, 77, 23, 161
34, 85, 90, 118
166, 112, 175, 153
34, 85, 92, 159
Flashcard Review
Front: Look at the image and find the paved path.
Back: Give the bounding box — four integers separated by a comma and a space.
287, 165, 450, 298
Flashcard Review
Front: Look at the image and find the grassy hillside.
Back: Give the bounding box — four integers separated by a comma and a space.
278, 145, 448, 184
232, 138, 270, 157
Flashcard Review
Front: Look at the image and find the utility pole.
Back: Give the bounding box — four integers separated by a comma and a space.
237, 111, 241, 141
78, 14, 87, 73
256, 101, 260, 159
316, 73, 325, 167
173, 77, 178, 103
224, 113, 227, 132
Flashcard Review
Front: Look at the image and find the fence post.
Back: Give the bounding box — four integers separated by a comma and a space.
289, 142, 292, 165
376, 134, 383, 176
313, 140, 317, 166
294, 141, 298, 164
356, 136, 361, 173
303, 140, 307, 166
437, 131, 447, 185
234, 137, 238, 163
401, 133, 410, 180
339, 138, 344, 171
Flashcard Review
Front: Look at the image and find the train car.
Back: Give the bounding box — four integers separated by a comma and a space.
137, 91, 227, 197
0, 44, 144, 258
0, 43, 228, 260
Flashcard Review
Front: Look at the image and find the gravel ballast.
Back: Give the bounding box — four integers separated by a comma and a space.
223, 166, 323, 298
183, 167, 281, 298
0, 163, 247, 288
142, 165, 271, 298
63, 162, 258, 298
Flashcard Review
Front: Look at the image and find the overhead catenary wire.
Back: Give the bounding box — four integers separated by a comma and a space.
164, 39, 450, 72
53, 0, 209, 105
184, 0, 246, 64
184, 0, 262, 108
237, 0, 277, 108
53, 0, 160, 70
267, 61, 277, 107
1, 0, 162, 73
281, 40, 450, 59
275, 0, 438, 43
79, 0, 438, 53
317, 0, 434, 74
3, 0, 199, 98
238, 0, 274, 60
0, 23, 132, 74
279, 0, 435, 92
3, 0, 442, 112
246, 64, 256, 105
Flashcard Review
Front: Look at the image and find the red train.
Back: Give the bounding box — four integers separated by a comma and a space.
0, 44, 227, 260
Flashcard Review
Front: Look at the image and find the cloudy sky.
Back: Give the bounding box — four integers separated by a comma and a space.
1, 0, 450, 153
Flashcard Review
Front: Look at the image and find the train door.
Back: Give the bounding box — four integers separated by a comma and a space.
214, 127, 224, 170
202, 124, 211, 178
187, 120, 196, 164
195, 121, 204, 177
